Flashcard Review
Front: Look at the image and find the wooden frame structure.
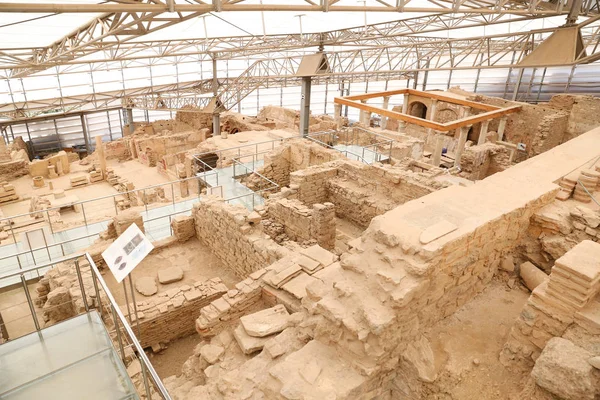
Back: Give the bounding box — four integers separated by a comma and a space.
334, 88, 522, 168
333, 88, 521, 133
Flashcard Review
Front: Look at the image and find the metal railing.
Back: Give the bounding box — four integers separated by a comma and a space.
0, 175, 208, 281
306, 127, 395, 165
0, 253, 171, 399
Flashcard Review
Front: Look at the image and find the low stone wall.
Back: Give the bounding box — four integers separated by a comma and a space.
266, 198, 336, 249
130, 278, 228, 348
290, 159, 445, 228
195, 269, 266, 337
459, 143, 512, 180
244, 139, 342, 191
193, 196, 290, 278
0, 159, 28, 181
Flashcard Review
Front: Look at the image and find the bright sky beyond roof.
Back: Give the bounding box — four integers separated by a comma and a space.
0, 0, 570, 49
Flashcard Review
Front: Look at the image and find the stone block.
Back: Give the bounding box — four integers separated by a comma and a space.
531, 337, 599, 400
157, 266, 184, 284
240, 304, 290, 338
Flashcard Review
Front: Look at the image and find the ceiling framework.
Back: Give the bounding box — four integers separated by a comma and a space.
0, 0, 597, 15
0, 13, 542, 76
3, 15, 600, 120
3, 3, 206, 79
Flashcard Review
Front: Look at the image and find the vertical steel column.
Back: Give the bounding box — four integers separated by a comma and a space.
212, 57, 222, 138
80, 114, 91, 153
299, 76, 312, 137
126, 108, 134, 135
21, 275, 40, 332
512, 68, 525, 101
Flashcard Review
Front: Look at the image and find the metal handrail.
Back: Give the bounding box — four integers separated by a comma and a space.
84, 253, 171, 400
0, 253, 171, 400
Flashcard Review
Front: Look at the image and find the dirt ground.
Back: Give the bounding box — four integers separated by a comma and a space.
0, 282, 44, 340
148, 334, 200, 378
104, 238, 239, 306
426, 277, 530, 399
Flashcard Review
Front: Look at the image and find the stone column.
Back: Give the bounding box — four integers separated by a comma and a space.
454, 106, 470, 138
432, 132, 445, 167
398, 94, 409, 133
497, 116, 508, 141
381, 96, 390, 130
334, 103, 343, 130
95, 135, 107, 180
426, 99, 439, 136
478, 120, 490, 145
454, 125, 471, 168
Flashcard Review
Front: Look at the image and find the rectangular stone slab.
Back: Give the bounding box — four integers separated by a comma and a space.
233, 325, 271, 355
240, 304, 290, 338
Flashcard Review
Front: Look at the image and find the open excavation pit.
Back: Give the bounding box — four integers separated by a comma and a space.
2, 75, 600, 400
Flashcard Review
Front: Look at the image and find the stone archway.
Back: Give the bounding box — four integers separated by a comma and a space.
408, 101, 428, 119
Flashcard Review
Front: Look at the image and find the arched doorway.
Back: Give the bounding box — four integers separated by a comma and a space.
408, 101, 428, 119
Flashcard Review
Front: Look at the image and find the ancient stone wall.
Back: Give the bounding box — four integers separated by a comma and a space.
105, 139, 131, 160
175, 109, 213, 131
244, 139, 342, 191
193, 197, 290, 278
195, 268, 266, 337
549, 94, 600, 140
131, 278, 227, 348
501, 240, 600, 371
289, 160, 445, 227
266, 198, 336, 249
458, 143, 512, 180
28, 151, 70, 178
0, 159, 28, 181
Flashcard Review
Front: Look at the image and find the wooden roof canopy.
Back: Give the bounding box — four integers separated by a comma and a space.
334, 88, 521, 133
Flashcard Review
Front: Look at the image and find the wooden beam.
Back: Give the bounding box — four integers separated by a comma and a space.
443, 105, 521, 131
340, 88, 500, 111
344, 88, 409, 101
406, 89, 500, 111
334, 96, 446, 131
334, 96, 521, 133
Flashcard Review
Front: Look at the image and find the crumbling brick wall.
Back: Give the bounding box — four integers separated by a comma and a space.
289, 160, 445, 228
243, 139, 342, 191
131, 278, 227, 348
500, 240, 600, 370
193, 197, 290, 278
266, 198, 336, 249
458, 143, 512, 180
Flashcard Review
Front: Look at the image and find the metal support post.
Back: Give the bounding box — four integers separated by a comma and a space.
125, 108, 134, 135
300, 76, 312, 137
21, 275, 40, 332
80, 114, 91, 153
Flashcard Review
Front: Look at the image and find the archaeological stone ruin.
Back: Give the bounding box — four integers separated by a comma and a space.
3, 5, 600, 399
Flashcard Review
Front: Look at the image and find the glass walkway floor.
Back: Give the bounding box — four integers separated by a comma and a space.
0, 311, 138, 400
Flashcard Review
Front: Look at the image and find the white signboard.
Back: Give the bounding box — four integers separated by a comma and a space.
102, 224, 154, 283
